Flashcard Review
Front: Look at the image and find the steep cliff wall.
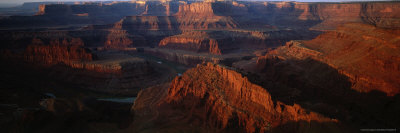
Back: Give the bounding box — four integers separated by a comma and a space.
20, 38, 132, 73
37, 4, 46, 15
104, 15, 181, 47
141, 1, 181, 16
223, 1, 400, 30
22, 37, 118, 73
119, 16, 180, 31
132, 63, 340, 132
257, 23, 400, 96
117, 2, 239, 31
176, 2, 215, 16
24, 38, 93, 65
159, 31, 222, 54
105, 29, 133, 49
303, 23, 400, 96
104, 19, 149, 49
302, 2, 400, 29
174, 2, 239, 30
37, 4, 73, 16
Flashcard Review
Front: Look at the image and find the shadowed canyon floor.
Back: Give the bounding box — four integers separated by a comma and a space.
0, 0, 400, 133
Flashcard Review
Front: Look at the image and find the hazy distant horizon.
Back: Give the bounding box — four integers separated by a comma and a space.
0, 0, 396, 7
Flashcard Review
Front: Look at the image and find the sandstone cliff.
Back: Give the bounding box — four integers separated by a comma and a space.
118, 16, 180, 31
174, 2, 239, 30
159, 31, 222, 54
132, 63, 341, 133
24, 38, 93, 65
303, 23, 400, 96
141, 1, 180, 16
257, 23, 400, 96
250, 23, 400, 131
21, 38, 129, 73
22, 37, 126, 73
297, 2, 400, 29
115, 2, 239, 31
104, 19, 148, 49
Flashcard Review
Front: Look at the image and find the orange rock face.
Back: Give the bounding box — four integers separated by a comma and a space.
36, 4, 46, 15
257, 23, 400, 96
22, 38, 128, 73
174, 2, 238, 30
24, 38, 93, 65
132, 63, 338, 132
104, 20, 134, 49
159, 31, 222, 55
141, 1, 180, 16
303, 23, 400, 96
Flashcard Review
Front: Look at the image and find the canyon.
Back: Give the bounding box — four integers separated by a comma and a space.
0, 0, 399, 133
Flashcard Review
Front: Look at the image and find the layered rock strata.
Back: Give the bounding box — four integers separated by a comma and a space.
257, 23, 400, 96
132, 63, 341, 132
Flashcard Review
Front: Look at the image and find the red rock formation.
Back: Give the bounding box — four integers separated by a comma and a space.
104, 20, 134, 49
303, 23, 400, 96
132, 63, 339, 132
36, 4, 73, 16
176, 2, 214, 16
24, 38, 93, 65
257, 23, 400, 96
159, 31, 222, 54
141, 1, 180, 16
107, 2, 239, 32
36, 4, 46, 15
293, 2, 400, 29
21, 38, 135, 73
244, 1, 400, 30
116, 3, 238, 31
118, 16, 179, 31
174, 2, 238, 30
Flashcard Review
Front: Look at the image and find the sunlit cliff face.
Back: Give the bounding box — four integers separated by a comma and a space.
132, 63, 340, 133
